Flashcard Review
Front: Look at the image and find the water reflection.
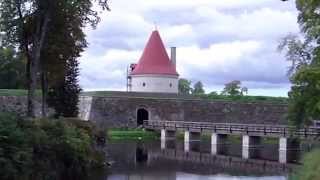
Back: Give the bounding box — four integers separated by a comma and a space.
101, 140, 304, 180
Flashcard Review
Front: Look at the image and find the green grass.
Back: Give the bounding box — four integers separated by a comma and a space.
107, 128, 159, 140
197, 94, 288, 104
81, 91, 288, 104
0, 89, 42, 96
0, 89, 28, 96
290, 149, 320, 180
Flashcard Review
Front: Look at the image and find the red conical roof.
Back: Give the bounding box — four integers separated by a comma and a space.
130, 30, 178, 76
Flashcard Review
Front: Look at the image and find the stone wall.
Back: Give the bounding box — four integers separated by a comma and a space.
79, 94, 288, 129
1, 93, 288, 127
0, 96, 50, 117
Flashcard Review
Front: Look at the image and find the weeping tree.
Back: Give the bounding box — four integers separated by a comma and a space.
0, 0, 109, 117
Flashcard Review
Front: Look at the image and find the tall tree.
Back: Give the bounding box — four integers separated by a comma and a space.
0, 0, 109, 117
193, 81, 205, 95
279, 0, 320, 127
178, 78, 193, 95
1, 0, 52, 117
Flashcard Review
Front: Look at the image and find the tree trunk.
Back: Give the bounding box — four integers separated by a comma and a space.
27, 59, 37, 117
41, 70, 48, 117
27, 12, 50, 118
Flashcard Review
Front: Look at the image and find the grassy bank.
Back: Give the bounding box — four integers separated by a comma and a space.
107, 128, 159, 140
290, 149, 320, 180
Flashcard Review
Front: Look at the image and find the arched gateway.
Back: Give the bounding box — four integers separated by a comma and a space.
137, 108, 149, 126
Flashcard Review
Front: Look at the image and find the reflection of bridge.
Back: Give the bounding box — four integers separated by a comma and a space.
148, 148, 297, 174
144, 120, 320, 163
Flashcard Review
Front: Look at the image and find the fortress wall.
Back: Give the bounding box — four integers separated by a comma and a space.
0, 93, 288, 128
81, 94, 288, 129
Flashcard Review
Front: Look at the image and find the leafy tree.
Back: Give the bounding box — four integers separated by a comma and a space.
192, 81, 205, 95
278, 34, 313, 76
279, 0, 320, 127
178, 78, 193, 95
0, 46, 26, 89
0, 0, 109, 117
208, 91, 218, 96
221, 80, 247, 96
48, 59, 82, 118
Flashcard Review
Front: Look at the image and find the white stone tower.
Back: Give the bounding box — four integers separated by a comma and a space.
127, 30, 179, 93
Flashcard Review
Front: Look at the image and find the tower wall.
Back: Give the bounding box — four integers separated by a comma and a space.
131, 74, 178, 93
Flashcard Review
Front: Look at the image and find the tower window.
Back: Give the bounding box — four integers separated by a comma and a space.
169, 83, 172, 87
142, 82, 146, 87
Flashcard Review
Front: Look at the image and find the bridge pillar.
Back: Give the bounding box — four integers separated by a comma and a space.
211, 133, 227, 155
161, 129, 176, 141
161, 129, 166, 141
242, 135, 261, 159
184, 131, 201, 143
184, 131, 200, 153
161, 138, 166, 150
184, 131, 190, 143
184, 141, 189, 153
278, 137, 300, 163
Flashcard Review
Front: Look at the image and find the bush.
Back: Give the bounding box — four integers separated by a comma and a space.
290, 149, 320, 180
0, 112, 106, 180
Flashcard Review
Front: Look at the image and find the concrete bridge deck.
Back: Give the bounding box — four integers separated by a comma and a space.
144, 120, 320, 139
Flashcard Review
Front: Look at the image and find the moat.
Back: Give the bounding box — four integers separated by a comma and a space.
89, 139, 316, 180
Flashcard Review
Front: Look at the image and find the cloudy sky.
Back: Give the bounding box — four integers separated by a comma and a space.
79, 0, 300, 97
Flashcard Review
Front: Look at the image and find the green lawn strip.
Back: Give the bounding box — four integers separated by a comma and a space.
82, 91, 288, 104
0, 89, 42, 96
107, 129, 159, 140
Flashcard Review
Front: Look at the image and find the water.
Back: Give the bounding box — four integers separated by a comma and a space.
91, 140, 309, 180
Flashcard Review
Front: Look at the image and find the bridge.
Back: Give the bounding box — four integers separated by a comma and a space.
144, 120, 320, 163
148, 148, 297, 174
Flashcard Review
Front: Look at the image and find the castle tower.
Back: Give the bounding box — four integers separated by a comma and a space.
128, 30, 179, 93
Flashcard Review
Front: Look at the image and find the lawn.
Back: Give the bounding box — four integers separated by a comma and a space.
0, 89, 43, 97
107, 128, 159, 140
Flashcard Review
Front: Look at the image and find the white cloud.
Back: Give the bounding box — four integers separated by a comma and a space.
80, 0, 300, 96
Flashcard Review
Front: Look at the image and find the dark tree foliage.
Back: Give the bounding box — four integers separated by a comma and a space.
48, 59, 82, 118
0, 46, 26, 89
0, 0, 109, 117
279, 0, 320, 127
178, 78, 193, 95
192, 81, 205, 95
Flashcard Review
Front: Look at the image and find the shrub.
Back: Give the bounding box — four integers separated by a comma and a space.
0, 112, 106, 180
290, 149, 320, 180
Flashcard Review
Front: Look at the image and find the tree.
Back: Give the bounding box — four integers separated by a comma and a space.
0, 46, 26, 89
192, 81, 205, 95
278, 34, 313, 76
178, 78, 193, 95
0, 0, 109, 117
279, 0, 320, 127
221, 80, 244, 96
1, 0, 53, 117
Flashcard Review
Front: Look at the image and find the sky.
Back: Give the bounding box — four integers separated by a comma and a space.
79, 0, 300, 97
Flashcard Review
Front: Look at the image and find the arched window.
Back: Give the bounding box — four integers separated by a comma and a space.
142, 82, 146, 87
169, 83, 172, 87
